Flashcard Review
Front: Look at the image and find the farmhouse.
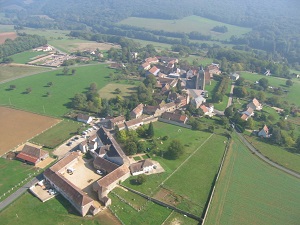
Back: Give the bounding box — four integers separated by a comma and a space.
16, 145, 49, 166
108, 116, 125, 129
258, 125, 270, 138
147, 66, 160, 76
130, 103, 144, 119
124, 118, 144, 130
161, 112, 188, 124
77, 113, 93, 124
242, 107, 254, 117
247, 98, 262, 111
129, 159, 155, 176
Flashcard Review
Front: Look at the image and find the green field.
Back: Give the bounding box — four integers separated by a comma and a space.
0, 158, 37, 198
122, 122, 226, 215
99, 83, 137, 99
205, 135, 300, 225
206, 79, 231, 111
11, 51, 48, 64
119, 15, 251, 41
244, 135, 300, 173
0, 64, 50, 82
0, 25, 15, 32
0, 193, 120, 225
30, 120, 83, 149
0, 64, 114, 117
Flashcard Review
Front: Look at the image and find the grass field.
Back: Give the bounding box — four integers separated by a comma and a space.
119, 15, 251, 41
11, 51, 48, 64
0, 25, 15, 32
0, 158, 37, 197
0, 64, 50, 82
204, 135, 300, 225
122, 122, 227, 215
206, 79, 231, 111
30, 120, 83, 149
0, 64, 115, 117
0, 193, 121, 225
99, 83, 137, 99
244, 135, 300, 173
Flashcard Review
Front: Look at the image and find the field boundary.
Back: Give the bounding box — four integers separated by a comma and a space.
202, 137, 231, 224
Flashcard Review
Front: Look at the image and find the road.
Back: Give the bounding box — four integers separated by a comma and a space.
227, 84, 234, 108
0, 176, 41, 212
236, 131, 300, 179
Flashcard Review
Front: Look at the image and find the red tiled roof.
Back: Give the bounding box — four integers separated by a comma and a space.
96, 164, 129, 188
149, 66, 159, 74
200, 104, 209, 113
252, 98, 261, 107
16, 145, 48, 164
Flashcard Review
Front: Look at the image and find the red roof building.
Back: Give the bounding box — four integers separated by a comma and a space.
16, 145, 49, 165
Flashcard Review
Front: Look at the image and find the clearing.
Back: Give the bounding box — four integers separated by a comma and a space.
0, 107, 60, 155
0, 32, 17, 44
204, 135, 300, 225
99, 83, 137, 99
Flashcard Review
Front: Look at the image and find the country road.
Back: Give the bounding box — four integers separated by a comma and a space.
236, 131, 300, 179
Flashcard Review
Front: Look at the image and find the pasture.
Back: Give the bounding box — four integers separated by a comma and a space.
206, 79, 231, 111
0, 193, 121, 225
122, 122, 227, 215
0, 64, 50, 82
0, 25, 15, 32
0, 64, 115, 117
0, 107, 60, 155
0, 32, 17, 44
119, 15, 251, 40
11, 51, 48, 64
99, 83, 137, 99
30, 120, 83, 149
204, 136, 300, 225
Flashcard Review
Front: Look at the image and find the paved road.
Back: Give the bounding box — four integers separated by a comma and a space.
0, 176, 41, 212
236, 131, 300, 179
227, 84, 235, 108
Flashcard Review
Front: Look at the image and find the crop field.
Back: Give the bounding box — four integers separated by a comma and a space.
119, 15, 251, 40
204, 136, 300, 225
99, 83, 137, 99
0, 64, 50, 82
0, 158, 37, 198
244, 135, 300, 173
11, 51, 48, 64
30, 120, 83, 149
0, 107, 60, 155
0, 32, 17, 44
0, 193, 121, 225
122, 122, 227, 216
240, 71, 300, 105
0, 64, 115, 117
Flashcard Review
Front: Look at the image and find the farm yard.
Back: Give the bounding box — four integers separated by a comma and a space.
0, 64, 50, 82
0, 64, 116, 116
0, 193, 121, 225
119, 15, 251, 40
0, 32, 17, 44
0, 107, 60, 155
204, 135, 300, 225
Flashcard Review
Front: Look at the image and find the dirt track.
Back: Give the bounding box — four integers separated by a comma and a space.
0, 107, 60, 155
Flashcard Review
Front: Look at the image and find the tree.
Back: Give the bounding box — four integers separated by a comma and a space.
72, 93, 87, 109
246, 117, 254, 129
296, 136, 300, 150
47, 82, 53, 87
143, 74, 156, 88
137, 141, 146, 153
124, 141, 137, 155
208, 125, 215, 133
224, 106, 234, 118
26, 87, 32, 94
257, 91, 266, 102
9, 84, 16, 90
71, 69, 76, 75
271, 127, 283, 145
63, 66, 69, 75
46, 91, 51, 97
166, 140, 184, 160
136, 174, 146, 185
233, 86, 248, 98
235, 77, 245, 86
259, 78, 269, 90
286, 79, 293, 87
147, 122, 154, 138
89, 83, 98, 92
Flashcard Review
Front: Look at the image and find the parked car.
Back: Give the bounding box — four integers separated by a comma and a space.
66, 142, 72, 146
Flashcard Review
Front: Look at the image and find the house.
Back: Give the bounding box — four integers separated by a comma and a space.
109, 63, 125, 69
186, 69, 197, 79
242, 107, 254, 117
124, 118, 144, 130
35, 45, 53, 52
108, 116, 125, 129
258, 125, 270, 138
161, 112, 188, 124
129, 159, 155, 176
147, 66, 160, 76
175, 95, 189, 107
140, 62, 151, 71
191, 96, 206, 108
230, 73, 240, 81
159, 56, 178, 64
163, 102, 177, 112
16, 145, 49, 166
240, 114, 250, 121
167, 60, 175, 69
247, 98, 262, 111
130, 103, 144, 119
43, 152, 96, 216
77, 114, 93, 124
206, 64, 221, 77
200, 104, 214, 117
145, 57, 159, 64
264, 69, 271, 76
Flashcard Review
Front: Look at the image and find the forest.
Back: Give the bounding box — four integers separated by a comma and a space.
1, 0, 300, 67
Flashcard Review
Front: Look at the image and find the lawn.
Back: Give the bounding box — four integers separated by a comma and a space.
244, 134, 300, 173
184, 55, 214, 66
0, 64, 115, 117
11, 51, 48, 64
122, 122, 226, 215
0, 158, 37, 198
206, 79, 231, 111
204, 135, 300, 225
0, 193, 120, 225
119, 15, 251, 41
99, 83, 137, 99
30, 120, 83, 149
0, 64, 50, 82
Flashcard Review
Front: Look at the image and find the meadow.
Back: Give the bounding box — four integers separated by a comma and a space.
11, 51, 48, 64
0, 64, 50, 82
0, 64, 115, 117
0, 193, 120, 225
0, 24, 15, 32
99, 83, 137, 99
119, 15, 251, 41
204, 135, 300, 225
30, 120, 83, 149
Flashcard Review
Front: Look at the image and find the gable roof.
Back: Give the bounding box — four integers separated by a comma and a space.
93, 157, 119, 173
261, 124, 269, 133
252, 98, 261, 107
110, 116, 125, 124
149, 66, 160, 75
125, 118, 143, 128
96, 164, 129, 188
77, 113, 91, 121
141, 62, 150, 69
131, 103, 144, 116
161, 112, 187, 123
241, 114, 249, 121
129, 159, 154, 173
17, 145, 48, 164
200, 104, 209, 113
144, 105, 160, 114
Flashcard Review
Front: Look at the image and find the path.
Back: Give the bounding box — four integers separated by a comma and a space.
0, 175, 41, 212
235, 131, 300, 179
226, 84, 234, 108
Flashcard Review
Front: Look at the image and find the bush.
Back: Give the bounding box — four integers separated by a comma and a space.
162, 135, 169, 141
